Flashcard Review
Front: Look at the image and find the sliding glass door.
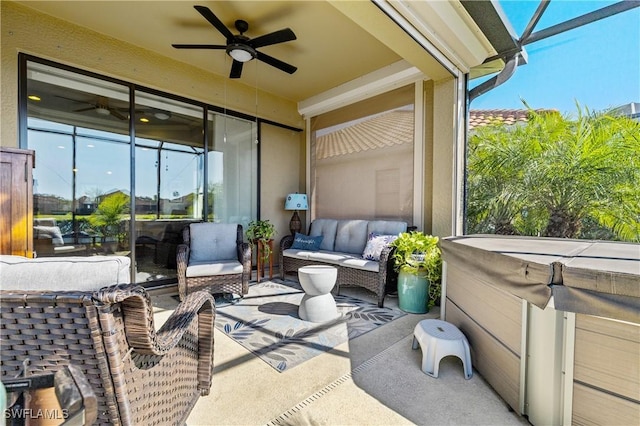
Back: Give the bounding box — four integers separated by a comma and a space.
24, 57, 258, 285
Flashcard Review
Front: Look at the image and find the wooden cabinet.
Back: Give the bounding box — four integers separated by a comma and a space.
0, 147, 35, 257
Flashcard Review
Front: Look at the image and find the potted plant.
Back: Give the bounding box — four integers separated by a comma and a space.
89, 192, 130, 253
390, 231, 442, 313
245, 219, 277, 262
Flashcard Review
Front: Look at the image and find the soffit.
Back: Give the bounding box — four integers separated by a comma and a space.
14, 1, 509, 105
14, 1, 401, 103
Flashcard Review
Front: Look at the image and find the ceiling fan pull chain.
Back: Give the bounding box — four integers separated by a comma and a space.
224, 55, 228, 144
255, 60, 259, 145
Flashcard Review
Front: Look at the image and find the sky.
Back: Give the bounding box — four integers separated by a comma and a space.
469, 1, 640, 114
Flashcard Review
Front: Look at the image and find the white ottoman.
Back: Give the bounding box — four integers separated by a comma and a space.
298, 265, 339, 323
412, 319, 473, 379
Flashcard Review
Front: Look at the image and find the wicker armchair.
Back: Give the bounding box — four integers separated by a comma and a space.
0, 284, 215, 425
176, 223, 251, 301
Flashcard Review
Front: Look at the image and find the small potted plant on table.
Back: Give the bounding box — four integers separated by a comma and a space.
390, 231, 442, 313
246, 219, 277, 281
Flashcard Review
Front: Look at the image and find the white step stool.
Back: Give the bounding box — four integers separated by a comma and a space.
412, 319, 473, 379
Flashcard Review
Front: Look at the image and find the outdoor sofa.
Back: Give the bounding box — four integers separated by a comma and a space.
279, 218, 407, 307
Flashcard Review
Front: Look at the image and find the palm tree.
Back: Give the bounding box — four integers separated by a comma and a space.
89, 192, 131, 249
466, 104, 639, 241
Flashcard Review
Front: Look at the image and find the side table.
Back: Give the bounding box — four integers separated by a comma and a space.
298, 265, 339, 322
256, 239, 273, 282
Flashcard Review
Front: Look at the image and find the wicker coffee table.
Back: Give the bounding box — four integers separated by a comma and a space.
298, 265, 339, 323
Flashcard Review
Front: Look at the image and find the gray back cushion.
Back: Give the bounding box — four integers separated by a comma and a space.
309, 219, 338, 251
189, 223, 238, 262
0, 255, 131, 291
334, 220, 369, 254
367, 220, 407, 236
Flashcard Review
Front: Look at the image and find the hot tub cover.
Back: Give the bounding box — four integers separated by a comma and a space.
441, 235, 639, 323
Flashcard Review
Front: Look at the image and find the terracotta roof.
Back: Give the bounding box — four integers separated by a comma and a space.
468, 108, 559, 130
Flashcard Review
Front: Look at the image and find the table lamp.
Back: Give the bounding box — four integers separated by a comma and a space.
284, 193, 308, 235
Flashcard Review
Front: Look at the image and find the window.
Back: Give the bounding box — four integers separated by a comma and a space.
24, 58, 259, 284
465, 3, 640, 242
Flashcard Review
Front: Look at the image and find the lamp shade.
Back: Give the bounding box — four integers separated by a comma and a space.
285, 193, 308, 211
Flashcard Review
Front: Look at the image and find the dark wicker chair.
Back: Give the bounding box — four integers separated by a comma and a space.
0, 284, 215, 425
176, 223, 251, 301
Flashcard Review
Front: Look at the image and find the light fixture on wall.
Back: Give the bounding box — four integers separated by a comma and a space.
284, 193, 308, 235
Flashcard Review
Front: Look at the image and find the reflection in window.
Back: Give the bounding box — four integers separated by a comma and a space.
27, 62, 130, 259
25, 59, 259, 285
313, 107, 414, 222
207, 113, 257, 229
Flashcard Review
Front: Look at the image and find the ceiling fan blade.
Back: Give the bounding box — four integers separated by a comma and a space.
110, 109, 127, 120
250, 28, 296, 48
230, 60, 244, 79
256, 51, 297, 74
56, 95, 91, 104
172, 44, 226, 49
194, 5, 234, 41
73, 107, 95, 112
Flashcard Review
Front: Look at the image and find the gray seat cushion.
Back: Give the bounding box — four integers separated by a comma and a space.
186, 260, 243, 277
0, 255, 131, 291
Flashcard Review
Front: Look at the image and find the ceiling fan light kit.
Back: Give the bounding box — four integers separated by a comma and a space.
172, 5, 297, 79
227, 43, 256, 63
153, 111, 171, 120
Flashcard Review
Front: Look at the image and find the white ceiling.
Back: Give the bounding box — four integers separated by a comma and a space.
17, 1, 405, 103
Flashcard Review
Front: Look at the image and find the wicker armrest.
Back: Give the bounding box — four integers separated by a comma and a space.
379, 245, 395, 265
176, 243, 189, 298
238, 241, 251, 263
156, 290, 215, 393
93, 284, 215, 356
176, 243, 189, 268
94, 284, 215, 396
280, 235, 294, 251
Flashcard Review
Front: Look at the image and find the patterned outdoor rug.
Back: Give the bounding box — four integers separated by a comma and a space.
214, 279, 406, 372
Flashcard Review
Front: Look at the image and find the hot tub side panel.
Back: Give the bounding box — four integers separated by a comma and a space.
444, 262, 523, 414
571, 314, 640, 425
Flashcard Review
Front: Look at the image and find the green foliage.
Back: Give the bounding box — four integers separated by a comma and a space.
89, 192, 130, 243
391, 232, 442, 308
466, 102, 640, 242
390, 232, 441, 283
246, 220, 277, 261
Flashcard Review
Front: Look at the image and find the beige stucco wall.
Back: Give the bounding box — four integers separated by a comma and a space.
420, 77, 459, 238
430, 78, 457, 238
260, 123, 306, 264
0, 1, 303, 147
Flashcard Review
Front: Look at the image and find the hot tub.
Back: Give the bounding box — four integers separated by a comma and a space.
440, 235, 639, 425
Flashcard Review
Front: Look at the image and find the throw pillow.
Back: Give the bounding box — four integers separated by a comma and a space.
290, 233, 323, 251
362, 233, 398, 261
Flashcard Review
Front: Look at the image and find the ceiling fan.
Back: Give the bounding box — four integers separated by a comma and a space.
58, 95, 128, 120
172, 5, 297, 79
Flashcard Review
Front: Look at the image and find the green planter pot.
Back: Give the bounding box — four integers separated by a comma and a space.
397, 269, 430, 314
